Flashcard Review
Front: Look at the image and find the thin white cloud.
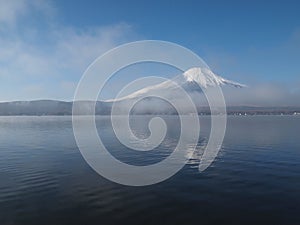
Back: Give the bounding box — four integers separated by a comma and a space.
0, 0, 55, 28
0, 0, 136, 101
53, 23, 133, 72
0, 0, 28, 26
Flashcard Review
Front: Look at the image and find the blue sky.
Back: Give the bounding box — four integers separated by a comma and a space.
0, 0, 299, 104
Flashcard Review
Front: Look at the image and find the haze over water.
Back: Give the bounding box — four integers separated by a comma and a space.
0, 115, 299, 225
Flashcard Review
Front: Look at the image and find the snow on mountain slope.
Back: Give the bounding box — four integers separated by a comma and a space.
106, 67, 245, 102
181, 67, 245, 88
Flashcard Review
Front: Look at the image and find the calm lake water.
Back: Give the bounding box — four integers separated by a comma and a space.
0, 116, 299, 225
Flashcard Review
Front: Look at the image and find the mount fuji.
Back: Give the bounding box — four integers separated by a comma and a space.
106, 67, 245, 103
101, 67, 246, 115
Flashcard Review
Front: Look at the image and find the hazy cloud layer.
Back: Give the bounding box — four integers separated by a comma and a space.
0, 0, 136, 101
222, 84, 300, 107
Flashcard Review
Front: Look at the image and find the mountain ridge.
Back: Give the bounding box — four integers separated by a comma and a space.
0, 100, 299, 116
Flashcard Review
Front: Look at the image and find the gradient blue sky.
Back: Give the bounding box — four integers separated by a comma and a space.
0, 0, 299, 104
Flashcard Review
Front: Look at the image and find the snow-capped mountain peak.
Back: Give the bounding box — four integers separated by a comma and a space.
182, 67, 245, 88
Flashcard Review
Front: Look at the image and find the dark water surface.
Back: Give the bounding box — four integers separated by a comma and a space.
0, 116, 299, 225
